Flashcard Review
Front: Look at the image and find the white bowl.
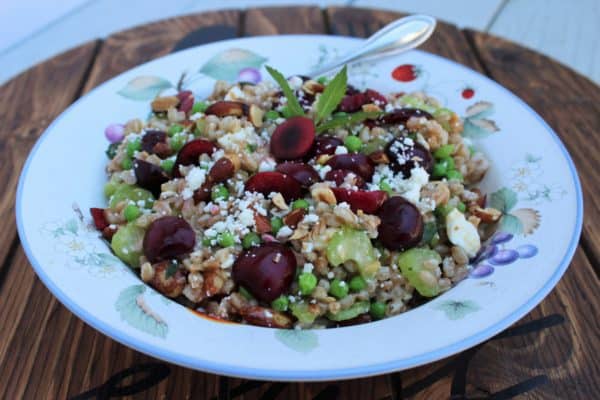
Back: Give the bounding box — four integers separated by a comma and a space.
17, 35, 582, 381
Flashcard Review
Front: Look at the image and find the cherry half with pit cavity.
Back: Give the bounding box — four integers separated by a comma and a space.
270, 116, 315, 160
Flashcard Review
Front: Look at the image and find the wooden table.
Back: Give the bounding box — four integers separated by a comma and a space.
1, 7, 598, 399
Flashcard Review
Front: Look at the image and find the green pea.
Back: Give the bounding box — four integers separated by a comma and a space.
271, 295, 289, 311
446, 170, 464, 182
126, 138, 141, 157
333, 111, 348, 117
161, 158, 175, 174
106, 142, 119, 159
265, 110, 280, 120
370, 301, 386, 319
298, 272, 317, 295
457, 202, 467, 213
217, 231, 235, 247
329, 278, 349, 299
168, 124, 184, 136
432, 161, 447, 178
239, 286, 254, 300
379, 180, 393, 195
443, 156, 455, 171
211, 184, 230, 201
270, 217, 283, 234
292, 199, 309, 211
344, 135, 362, 152
121, 156, 133, 170
170, 133, 187, 152
192, 101, 208, 114
123, 204, 141, 222
317, 76, 328, 84
434, 144, 455, 159
435, 204, 454, 218
242, 232, 261, 249
349, 275, 367, 292
246, 143, 257, 153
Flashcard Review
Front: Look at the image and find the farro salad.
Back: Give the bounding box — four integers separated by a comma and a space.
91, 66, 501, 329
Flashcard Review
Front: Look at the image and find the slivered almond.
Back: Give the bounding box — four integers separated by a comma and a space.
249, 104, 264, 127
151, 96, 180, 112
302, 80, 325, 95
368, 150, 389, 164
362, 103, 382, 112
283, 208, 306, 228
205, 101, 248, 117
254, 213, 272, 234
471, 206, 502, 223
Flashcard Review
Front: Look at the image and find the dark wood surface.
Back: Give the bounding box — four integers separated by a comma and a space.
1, 6, 598, 399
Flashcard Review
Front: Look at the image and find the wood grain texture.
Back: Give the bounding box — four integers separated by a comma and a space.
467, 30, 600, 266
243, 6, 325, 35
83, 10, 240, 92
0, 40, 98, 267
0, 6, 599, 400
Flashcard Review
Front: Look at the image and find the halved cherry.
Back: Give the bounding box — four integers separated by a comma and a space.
141, 130, 167, 154
308, 135, 342, 159
173, 139, 216, 177
245, 171, 302, 202
134, 159, 169, 197
143, 216, 196, 263
375, 108, 433, 126
90, 208, 108, 231
377, 196, 423, 250
232, 242, 296, 302
275, 162, 320, 188
338, 92, 367, 113
364, 88, 387, 106
270, 116, 315, 160
326, 153, 374, 182
385, 138, 433, 178
331, 188, 388, 214
325, 169, 365, 188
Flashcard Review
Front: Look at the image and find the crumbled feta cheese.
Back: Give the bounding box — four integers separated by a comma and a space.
259, 157, 277, 172
288, 76, 303, 90
221, 254, 235, 269
224, 85, 245, 101
303, 263, 314, 273
334, 145, 348, 155
238, 208, 255, 227
327, 271, 334, 279
185, 167, 206, 190
276, 226, 293, 238
302, 214, 319, 224
189, 112, 204, 121
446, 208, 481, 257
181, 188, 194, 200
314, 164, 332, 180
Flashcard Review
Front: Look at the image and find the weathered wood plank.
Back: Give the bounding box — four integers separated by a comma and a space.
83, 11, 240, 92
243, 6, 325, 35
0, 41, 99, 269
466, 30, 600, 265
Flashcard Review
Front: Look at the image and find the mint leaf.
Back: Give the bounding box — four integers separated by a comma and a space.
316, 111, 382, 134
314, 66, 348, 125
265, 66, 305, 117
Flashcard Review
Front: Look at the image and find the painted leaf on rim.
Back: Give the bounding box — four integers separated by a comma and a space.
275, 330, 319, 353
115, 285, 168, 338
118, 76, 173, 101
200, 48, 267, 82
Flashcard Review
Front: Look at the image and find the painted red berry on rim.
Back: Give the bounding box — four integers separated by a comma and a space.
392, 64, 418, 82
462, 87, 475, 99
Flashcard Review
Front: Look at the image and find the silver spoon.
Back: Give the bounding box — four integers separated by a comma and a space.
308, 14, 436, 77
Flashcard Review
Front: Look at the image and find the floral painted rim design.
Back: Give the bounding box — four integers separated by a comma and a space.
16, 35, 583, 381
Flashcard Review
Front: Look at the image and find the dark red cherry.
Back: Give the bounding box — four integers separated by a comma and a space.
385, 138, 433, 178
331, 188, 387, 214
325, 169, 365, 188
173, 139, 216, 177
90, 208, 108, 231
275, 162, 320, 188
375, 108, 433, 126
338, 92, 367, 113
364, 89, 387, 106
245, 171, 302, 202
143, 216, 196, 263
141, 130, 167, 154
326, 153, 374, 182
377, 196, 423, 250
133, 159, 169, 197
270, 116, 315, 160
308, 135, 343, 159
232, 243, 296, 302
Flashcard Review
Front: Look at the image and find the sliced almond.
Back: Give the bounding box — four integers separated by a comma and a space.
302, 80, 325, 95
283, 208, 306, 228
362, 103, 382, 112
205, 101, 248, 117
151, 96, 180, 112
249, 104, 265, 127
311, 184, 337, 205
254, 213, 272, 234
272, 193, 289, 210
368, 150, 389, 164
471, 206, 502, 223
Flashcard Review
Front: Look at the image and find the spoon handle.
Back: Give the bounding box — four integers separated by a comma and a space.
308, 14, 436, 77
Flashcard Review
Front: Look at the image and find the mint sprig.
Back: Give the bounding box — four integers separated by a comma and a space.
266, 66, 305, 117
313, 65, 347, 125
316, 111, 382, 134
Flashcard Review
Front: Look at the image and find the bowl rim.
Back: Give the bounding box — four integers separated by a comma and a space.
15, 34, 583, 381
